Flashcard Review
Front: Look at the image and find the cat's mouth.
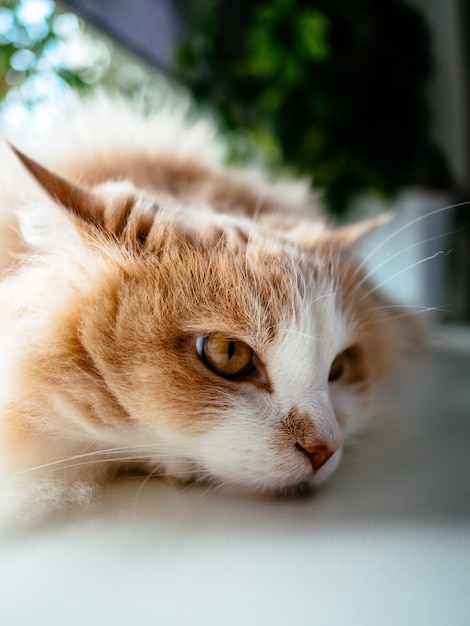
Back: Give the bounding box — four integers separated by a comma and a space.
165, 452, 342, 499
110, 442, 342, 499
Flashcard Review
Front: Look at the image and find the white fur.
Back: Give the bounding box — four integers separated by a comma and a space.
0, 95, 396, 524
148, 278, 355, 493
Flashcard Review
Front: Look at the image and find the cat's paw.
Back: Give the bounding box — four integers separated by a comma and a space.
0, 474, 102, 530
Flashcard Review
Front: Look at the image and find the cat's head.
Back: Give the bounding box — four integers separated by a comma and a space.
8, 148, 415, 495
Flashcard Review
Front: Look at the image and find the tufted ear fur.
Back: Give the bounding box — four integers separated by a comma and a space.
9, 145, 107, 253
11, 146, 106, 227
334, 212, 394, 246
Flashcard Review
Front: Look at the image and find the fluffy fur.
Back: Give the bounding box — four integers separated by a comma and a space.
0, 95, 414, 522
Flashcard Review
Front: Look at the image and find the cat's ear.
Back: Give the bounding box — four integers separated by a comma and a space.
10, 145, 104, 227
334, 212, 394, 247
8, 145, 106, 254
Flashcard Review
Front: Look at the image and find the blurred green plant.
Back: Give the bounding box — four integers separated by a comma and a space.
0, 0, 452, 215
177, 0, 452, 214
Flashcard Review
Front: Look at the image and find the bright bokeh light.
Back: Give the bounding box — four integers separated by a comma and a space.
0, 0, 113, 126
0, 0, 175, 128
15, 0, 54, 24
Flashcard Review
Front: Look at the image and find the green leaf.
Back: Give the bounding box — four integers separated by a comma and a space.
296, 11, 330, 61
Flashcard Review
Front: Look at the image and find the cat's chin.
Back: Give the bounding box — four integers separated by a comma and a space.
211, 475, 331, 500
167, 447, 344, 499
249, 446, 344, 498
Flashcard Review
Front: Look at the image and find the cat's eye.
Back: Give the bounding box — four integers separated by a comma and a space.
328, 345, 367, 385
196, 333, 254, 378
328, 352, 345, 382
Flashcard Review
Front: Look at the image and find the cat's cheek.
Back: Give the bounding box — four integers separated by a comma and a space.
205, 446, 343, 494
330, 385, 374, 437
187, 425, 339, 495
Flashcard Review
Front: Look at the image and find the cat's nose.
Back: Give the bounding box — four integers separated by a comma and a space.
295, 441, 336, 472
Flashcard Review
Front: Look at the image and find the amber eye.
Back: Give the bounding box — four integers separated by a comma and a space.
196, 333, 253, 378
328, 352, 345, 382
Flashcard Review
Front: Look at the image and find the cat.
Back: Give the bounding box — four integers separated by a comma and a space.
0, 95, 416, 523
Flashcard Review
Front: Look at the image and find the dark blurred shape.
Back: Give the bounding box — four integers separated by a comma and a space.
176, 0, 453, 215
62, 0, 183, 73
57, 0, 453, 216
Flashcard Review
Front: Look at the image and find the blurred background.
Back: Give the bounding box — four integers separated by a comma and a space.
0, 7, 469, 624
0, 0, 468, 321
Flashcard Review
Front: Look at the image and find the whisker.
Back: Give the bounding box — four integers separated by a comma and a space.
132, 468, 158, 507
16, 456, 201, 482
177, 471, 210, 494
14, 447, 197, 475
359, 249, 453, 301
134, 466, 210, 498
355, 222, 468, 290
307, 291, 338, 308
272, 326, 319, 341
14, 456, 150, 477
371, 305, 453, 322
367, 303, 452, 313
194, 478, 227, 504
353, 201, 468, 280
14, 446, 147, 474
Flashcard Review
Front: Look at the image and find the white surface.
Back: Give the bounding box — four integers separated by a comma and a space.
1, 331, 469, 626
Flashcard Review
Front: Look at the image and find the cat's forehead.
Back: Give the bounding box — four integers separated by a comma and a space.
98, 189, 353, 347
149, 214, 348, 345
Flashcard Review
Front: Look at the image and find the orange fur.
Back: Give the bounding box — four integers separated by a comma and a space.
0, 97, 417, 522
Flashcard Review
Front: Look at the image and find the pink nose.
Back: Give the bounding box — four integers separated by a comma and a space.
295, 441, 336, 472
